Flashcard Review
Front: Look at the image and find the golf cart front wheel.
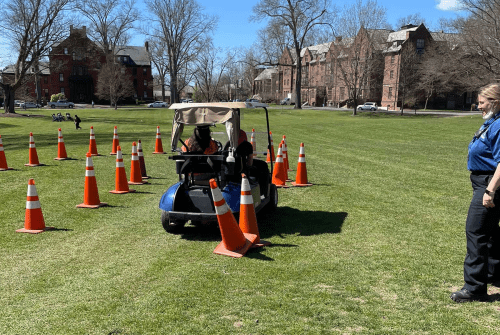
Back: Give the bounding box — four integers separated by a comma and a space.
161, 210, 186, 233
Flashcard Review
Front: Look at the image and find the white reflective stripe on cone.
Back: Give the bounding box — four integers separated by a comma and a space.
29, 143, 36, 148
116, 161, 124, 168
85, 169, 95, 177
298, 156, 306, 163
86, 157, 93, 167
27, 185, 37, 196
211, 188, 224, 203
214, 203, 229, 216
240, 194, 253, 205
26, 200, 41, 209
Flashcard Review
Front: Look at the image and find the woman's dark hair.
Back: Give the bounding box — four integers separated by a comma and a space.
188, 126, 212, 152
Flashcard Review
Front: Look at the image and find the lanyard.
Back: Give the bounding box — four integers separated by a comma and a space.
474, 113, 500, 139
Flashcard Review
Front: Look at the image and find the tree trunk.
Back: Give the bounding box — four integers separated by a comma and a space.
3, 85, 15, 114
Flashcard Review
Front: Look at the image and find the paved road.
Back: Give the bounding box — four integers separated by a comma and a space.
271, 105, 482, 117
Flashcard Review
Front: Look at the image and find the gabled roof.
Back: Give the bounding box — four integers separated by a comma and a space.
116, 46, 150, 66
2, 62, 50, 75
387, 25, 420, 43
255, 67, 278, 81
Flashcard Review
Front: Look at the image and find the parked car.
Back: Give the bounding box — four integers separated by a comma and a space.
49, 100, 74, 108
20, 102, 41, 109
14, 100, 23, 107
148, 101, 168, 108
281, 98, 291, 105
246, 98, 259, 103
357, 102, 378, 111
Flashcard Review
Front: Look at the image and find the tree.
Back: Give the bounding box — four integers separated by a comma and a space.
252, 0, 332, 109
395, 13, 428, 30
76, 0, 138, 55
95, 60, 136, 109
396, 43, 420, 114
0, 0, 73, 113
331, 0, 389, 115
453, 0, 500, 79
193, 44, 235, 102
145, 0, 217, 104
148, 39, 169, 102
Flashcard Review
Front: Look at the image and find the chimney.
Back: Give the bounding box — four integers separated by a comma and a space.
145, 41, 149, 52
336, 36, 342, 43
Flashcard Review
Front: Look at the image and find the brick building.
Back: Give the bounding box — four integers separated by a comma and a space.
256, 24, 464, 110
2, 25, 153, 104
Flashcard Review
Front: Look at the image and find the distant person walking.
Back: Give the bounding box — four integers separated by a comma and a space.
451, 83, 500, 303
74, 115, 82, 130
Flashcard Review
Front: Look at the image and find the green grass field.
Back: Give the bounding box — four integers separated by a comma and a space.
0, 107, 498, 334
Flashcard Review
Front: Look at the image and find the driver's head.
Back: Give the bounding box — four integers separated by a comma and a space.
195, 125, 211, 141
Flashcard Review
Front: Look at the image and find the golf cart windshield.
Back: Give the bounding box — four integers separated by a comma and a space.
169, 102, 268, 152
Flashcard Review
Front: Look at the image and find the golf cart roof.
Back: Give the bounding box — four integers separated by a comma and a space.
169, 102, 269, 152
169, 101, 269, 111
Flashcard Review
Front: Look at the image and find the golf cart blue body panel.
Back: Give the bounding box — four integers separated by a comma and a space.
158, 181, 241, 213
159, 182, 182, 212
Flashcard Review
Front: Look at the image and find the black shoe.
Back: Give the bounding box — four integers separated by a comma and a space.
450, 287, 488, 303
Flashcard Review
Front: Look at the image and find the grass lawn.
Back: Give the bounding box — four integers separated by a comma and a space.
0, 107, 499, 334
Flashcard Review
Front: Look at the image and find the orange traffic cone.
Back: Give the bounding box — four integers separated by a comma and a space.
129, 142, 147, 185
0, 135, 13, 171
291, 143, 313, 187
239, 174, 270, 248
152, 126, 166, 154
17, 179, 54, 233
272, 143, 289, 188
110, 146, 136, 194
88, 126, 100, 156
280, 139, 291, 182
137, 140, 149, 179
210, 178, 258, 258
25, 132, 43, 166
110, 126, 119, 155
266, 132, 275, 163
283, 135, 292, 172
77, 153, 108, 208
54, 128, 69, 160
250, 129, 257, 157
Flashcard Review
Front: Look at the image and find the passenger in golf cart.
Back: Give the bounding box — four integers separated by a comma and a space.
158, 102, 278, 233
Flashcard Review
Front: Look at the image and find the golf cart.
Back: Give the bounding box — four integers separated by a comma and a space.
159, 102, 278, 233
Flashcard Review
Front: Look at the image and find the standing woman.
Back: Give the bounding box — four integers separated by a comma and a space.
451, 83, 500, 302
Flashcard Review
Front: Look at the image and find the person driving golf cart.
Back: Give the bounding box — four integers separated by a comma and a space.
181, 125, 222, 155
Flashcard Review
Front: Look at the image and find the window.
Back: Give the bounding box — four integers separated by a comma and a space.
144, 80, 147, 86
388, 87, 393, 99
44, 77, 48, 84
340, 87, 345, 99
44, 89, 48, 96
121, 68, 125, 74
61, 87, 65, 94
390, 70, 394, 79
391, 55, 395, 64
64, 48, 68, 54
59, 73, 64, 82
133, 68, 137, 76
72, 52, 76, 60
143, 68, 147, 75
143, 91, 147, 98
416, 39, 425, 49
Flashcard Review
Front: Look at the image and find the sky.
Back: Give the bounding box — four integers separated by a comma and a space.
132, 0, 464, 51
0, 0, 463, 68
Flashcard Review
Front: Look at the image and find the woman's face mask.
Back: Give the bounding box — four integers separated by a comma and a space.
478, 95, 499, 120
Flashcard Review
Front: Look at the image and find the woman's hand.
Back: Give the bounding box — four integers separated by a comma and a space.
484, 192, 496, 208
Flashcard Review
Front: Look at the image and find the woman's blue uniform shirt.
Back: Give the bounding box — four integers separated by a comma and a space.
468, 117, 500, 171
